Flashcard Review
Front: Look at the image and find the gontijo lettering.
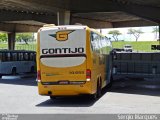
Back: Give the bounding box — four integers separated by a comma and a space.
42, 47, 84, 54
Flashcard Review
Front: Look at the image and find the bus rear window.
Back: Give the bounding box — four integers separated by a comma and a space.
40, 29, 86, 67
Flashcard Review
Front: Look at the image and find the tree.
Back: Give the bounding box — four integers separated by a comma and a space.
0, 33, 7, 43
16, 33, 33, 44
152, 26, 159, 40
127, 28, 143, 42
108, 30, 122, 41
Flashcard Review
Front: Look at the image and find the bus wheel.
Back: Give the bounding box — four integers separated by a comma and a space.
96, 80, 102, 98
12, 68, 16, 75
91, 81, 102, 100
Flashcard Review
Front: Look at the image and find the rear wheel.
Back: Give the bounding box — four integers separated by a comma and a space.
97, 80, 102, 98
91, 80, 102, 100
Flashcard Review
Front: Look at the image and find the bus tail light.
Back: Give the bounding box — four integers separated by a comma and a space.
37, 70, 41, 82
86, 69, 91, 81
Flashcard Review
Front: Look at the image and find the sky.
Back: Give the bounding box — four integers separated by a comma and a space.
99, 26, 159, 41
33, 26, 159, 42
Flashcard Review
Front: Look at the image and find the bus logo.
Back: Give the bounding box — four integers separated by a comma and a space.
49, 30, 74, 41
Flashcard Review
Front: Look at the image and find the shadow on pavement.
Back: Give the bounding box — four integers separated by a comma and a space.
36, 86, 111, 107
0, 75, 37, 86
36, 97, 95, 107
36, 77, 160, 107
110, 77, 160, 97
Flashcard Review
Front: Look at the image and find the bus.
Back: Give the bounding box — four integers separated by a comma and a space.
37, 25, 113, 99
0, 50, 36, 78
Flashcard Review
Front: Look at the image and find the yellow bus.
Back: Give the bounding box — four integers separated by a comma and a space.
37, 25, 113, 99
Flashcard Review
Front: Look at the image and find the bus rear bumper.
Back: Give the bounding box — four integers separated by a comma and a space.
38, 82, 93, 96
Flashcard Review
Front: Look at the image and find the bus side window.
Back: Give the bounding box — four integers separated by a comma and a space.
2, 53, 6, 62
24, 52, 29, 61
30, 53, 34, 61
90, 33, 94, 51
28, 53, 30, 61
17, 53, 19, 61
6, 52, 11, 61
22, 53, 24, 61
33, 53, 36, 61
91, 33, 99, 53
12, 52, 18, 61
95, 34, 101, 54
18, 53, 23, 61
101, 37, 107, 54
99, 36, 104, 54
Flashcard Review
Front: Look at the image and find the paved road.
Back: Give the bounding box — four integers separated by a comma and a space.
0, 76, 160, 114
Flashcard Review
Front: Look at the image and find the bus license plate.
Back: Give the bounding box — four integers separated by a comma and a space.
58, 81, 69, 85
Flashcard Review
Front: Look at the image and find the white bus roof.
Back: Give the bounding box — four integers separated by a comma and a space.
39, 25, 88, 32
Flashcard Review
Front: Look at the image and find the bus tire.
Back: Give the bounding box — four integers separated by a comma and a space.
91, 80, 102, 100
12, 68, 16, 75
97, 80, 102, 98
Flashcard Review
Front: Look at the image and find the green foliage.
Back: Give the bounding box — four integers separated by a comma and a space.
0, 33, 7, 42
0, 43, 36, 51
16, 33, 33, 44
108, 30, 122, 42
127, 29, 143, 42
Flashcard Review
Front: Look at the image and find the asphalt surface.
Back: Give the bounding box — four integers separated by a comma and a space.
0, 76, 160, 114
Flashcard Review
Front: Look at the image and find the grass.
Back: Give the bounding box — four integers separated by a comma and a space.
0, 41, 160, 52
15, 44, 36, 51
0, 43, 36, 51
0, 43, 8, 49
112, 41, 160, 52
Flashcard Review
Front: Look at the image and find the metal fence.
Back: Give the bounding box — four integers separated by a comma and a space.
112, 52, 160, 78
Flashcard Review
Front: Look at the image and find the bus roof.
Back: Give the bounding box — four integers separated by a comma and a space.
39, 24, 106, 38
39, 25, 89, 32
